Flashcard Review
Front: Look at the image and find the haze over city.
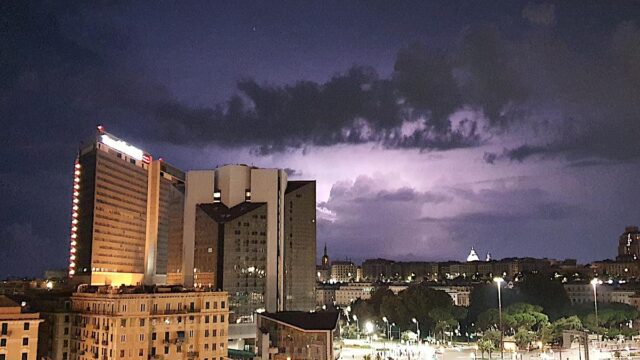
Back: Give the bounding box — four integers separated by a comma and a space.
3, 0, 640, 278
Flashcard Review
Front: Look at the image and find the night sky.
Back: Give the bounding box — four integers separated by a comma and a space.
3, 1, 640, 277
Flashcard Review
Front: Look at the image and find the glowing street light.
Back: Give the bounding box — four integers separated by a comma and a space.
591, 278, 602, 334
365, 321, 374, 334
494, 276, 504, 360
383, 316, 390, 340
412, 317, 420, 342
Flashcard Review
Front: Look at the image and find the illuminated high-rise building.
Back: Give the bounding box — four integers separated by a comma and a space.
69, 126, 184, 286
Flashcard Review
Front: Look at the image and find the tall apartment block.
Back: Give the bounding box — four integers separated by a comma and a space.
69, 126, 185, 286
0, 295, 43, 360
69, 286, 228, 360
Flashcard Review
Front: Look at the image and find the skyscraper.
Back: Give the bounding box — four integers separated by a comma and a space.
69, 127, 184, 286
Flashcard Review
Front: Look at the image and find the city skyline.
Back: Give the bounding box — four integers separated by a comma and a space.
3, 1, 640, 278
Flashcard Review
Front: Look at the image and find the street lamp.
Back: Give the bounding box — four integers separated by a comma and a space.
353, 314, 359, 339
365, 321, 374, 343
493, 277, 504, 360
412, 317, 420, 343
383, 317, 390, 340
591, 278, 602, 335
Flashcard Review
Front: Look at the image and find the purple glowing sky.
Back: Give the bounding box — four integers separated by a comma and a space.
2, 1, 640, 276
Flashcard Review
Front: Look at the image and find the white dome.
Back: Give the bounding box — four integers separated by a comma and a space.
467, 247, 480, 262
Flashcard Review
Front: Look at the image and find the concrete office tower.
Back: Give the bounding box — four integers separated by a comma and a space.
283, 181, 316, 312
69, 127, 184, 286
179, 165, 316, 319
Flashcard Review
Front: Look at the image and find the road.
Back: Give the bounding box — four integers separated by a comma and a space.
339, 339, 639, 360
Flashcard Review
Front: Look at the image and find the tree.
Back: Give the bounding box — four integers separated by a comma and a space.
514, 327, 535, 350
484, 329, 501, 348
504, 303, 549, 332
477, 309, 500, 331
478, 339, 495, 359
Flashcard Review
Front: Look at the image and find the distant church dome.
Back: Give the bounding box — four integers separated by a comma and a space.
467, 247, 480, 262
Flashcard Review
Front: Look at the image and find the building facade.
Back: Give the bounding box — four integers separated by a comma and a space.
617, 226, 640, 261
256, 312, 340, 360
69, 286, 228, 360
330, 261, 357, 283
0, 296, 43, 360
70, 127, 185, 286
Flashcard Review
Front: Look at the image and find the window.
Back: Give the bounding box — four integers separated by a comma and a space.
165, 303, 171, 311
205, 316, 209, 324
1, 323, 6, 335
189, 330, 194, 338
151, 347, 156, 356
0, 354, 4, 360
23, 322, 29, 331
140, 304, 146, 312
152, 332, 157, 341
21, 354, 27, 360
177, 345, 182, 353
63, 339, 68, 347
205, 301, 210, 309
22, 337, 29, 346
221, 301, 226, 309
212, 329, 217, 337
120, 319, 126, 327
164, 346, 169, 354
120, 350, 125, 358
221, 315, 225, 322
0, 338, 6, 346
139, 319, 145, 327
205, 330, 209, 337
213, 302, 218, 309
120, 335, 126, 342
212, 315, 217, 323
63, 352, 67, 360
138, 349, 143, 356
64, 315, 69, 323
164, 332, 169, 341
139, 334, 144, 342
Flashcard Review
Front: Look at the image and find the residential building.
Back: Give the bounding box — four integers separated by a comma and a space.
0, 295, 43, 360
315, 286, 337, 309
69, 285, 228, 360
330, 261, 357, 283
563, 283, 637, 306
256, 311, 340, 360
334, 283, 373, 306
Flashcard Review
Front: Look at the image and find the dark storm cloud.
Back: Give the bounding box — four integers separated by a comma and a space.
482, 20, 640, 164
149, 62, 483, 153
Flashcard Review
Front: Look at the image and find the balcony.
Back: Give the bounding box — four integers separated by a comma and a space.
151, 309, 190, 315
187, 351, 199, 358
